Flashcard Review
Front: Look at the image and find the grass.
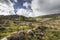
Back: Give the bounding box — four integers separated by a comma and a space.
0, 15, 60, 40
44, 30, 60, 40
0, 20, 34, 39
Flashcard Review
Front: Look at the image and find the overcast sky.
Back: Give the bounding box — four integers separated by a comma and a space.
0, 0, 60, 17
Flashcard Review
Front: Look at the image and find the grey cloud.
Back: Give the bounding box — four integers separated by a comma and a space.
0, 0, 60, 16
0, 0, 17, 6
0, 0, 11, 6
31, 0, 60, 14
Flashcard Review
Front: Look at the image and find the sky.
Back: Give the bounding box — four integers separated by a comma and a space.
0, 0, 60, 17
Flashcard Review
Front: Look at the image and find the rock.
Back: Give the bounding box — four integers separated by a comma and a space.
37, 37, 42, 40
28, 23, 32, 27
7, 35, 19, 40
27, 30, 34, 36
18, 32, 25, 37
7, 32, 26, 40
37, 26, 48, 31
40, 32, 44, 37
1, 37, 8, 40
0, 20, 5, 24
0, 26, 6, 31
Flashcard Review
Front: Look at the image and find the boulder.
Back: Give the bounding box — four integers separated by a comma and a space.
27, 30, 34, 36
7, 32, 26, 40
1, 37, 7, 40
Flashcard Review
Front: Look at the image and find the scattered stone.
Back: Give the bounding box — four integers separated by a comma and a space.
18, 32, 25, 37
0, 20, 5, 24
5, 21, 10, 24
0, 26, 6, 31
7, 32, 26, 40
1, 26, 47, 40
1, 37, 7, 40
28, 23, 32, 27
27, 30, 34, 36
37, 26, 48, 31
40, 32, 44, 37
37, 37, 42, 40
7, 35, 20, 40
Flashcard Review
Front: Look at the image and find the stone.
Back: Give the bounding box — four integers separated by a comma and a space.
1, 37, 8, 40
7, 32, 26, 40
27, 30, 34, 36
28, 23, 32, 27
0, 26, 6, 31
37, 26, 48, 31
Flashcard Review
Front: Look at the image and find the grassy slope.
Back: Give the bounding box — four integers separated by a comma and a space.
0, 14, 60, 40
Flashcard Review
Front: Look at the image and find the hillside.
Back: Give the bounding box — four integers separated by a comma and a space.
0, 14, 60, 40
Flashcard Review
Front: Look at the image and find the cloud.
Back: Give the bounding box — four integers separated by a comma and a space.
16, 8, 45, 17
16, 8, 33, 17
23, 2, 31, 8
0, 0, 13, 6
31, 0, 60, 15
0, 0, 60, 17
0, 0, 15, 15
17, 0, 60, 17
14, 0, 18, 3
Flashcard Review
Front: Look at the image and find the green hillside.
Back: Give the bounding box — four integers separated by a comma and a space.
0, 14, 60, 40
